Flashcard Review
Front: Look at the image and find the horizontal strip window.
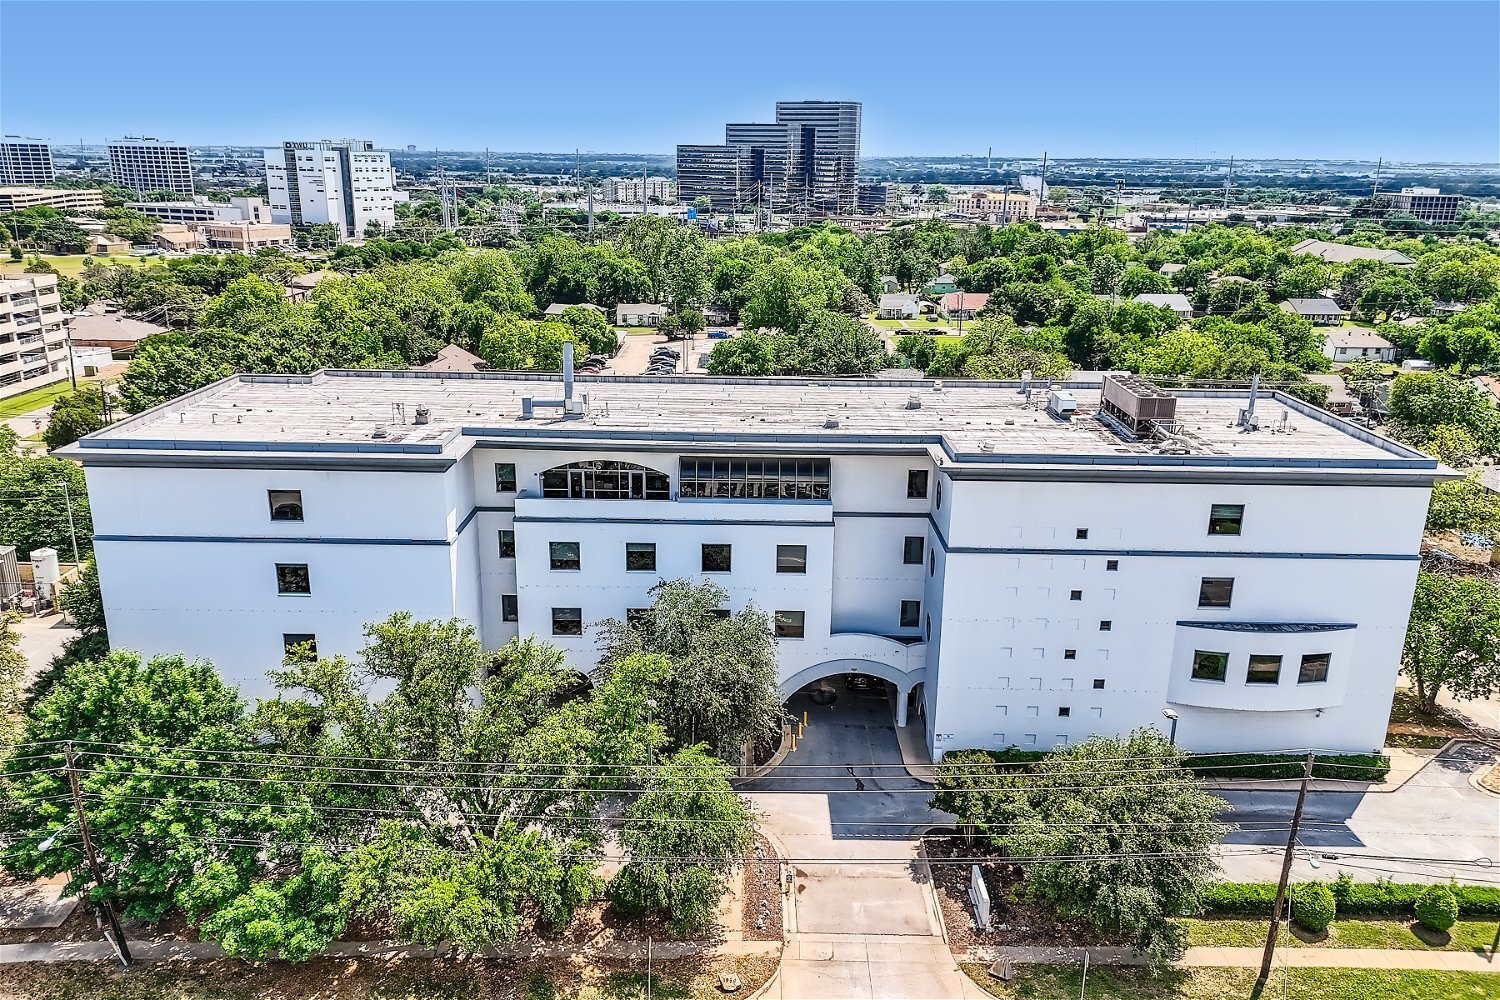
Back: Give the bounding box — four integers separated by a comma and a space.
679, 457, 829, 500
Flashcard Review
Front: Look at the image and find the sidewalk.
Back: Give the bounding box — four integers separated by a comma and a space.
961, 943, 1500, 973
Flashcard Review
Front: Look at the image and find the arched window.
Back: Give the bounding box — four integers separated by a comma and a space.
540, 461, 671, 501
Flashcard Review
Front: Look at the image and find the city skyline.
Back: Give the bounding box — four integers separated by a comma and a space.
2, 1, 1496, 163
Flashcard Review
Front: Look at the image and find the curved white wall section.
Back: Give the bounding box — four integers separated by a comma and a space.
1166, 622, 1355, 713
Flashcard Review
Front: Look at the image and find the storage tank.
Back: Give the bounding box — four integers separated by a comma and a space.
30, 547, 60, 603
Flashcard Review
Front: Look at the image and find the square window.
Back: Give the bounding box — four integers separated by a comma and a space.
1058, 707, 1071, 717
1099, 620, 1112, 631
1106, 559, 1119, 571
1191, 649, 1229, 682
1247, 654, 1282, 685
268, 489, 303, 521
1198, 577, 1234, 608
551, 607, 583, 636
907, 469, 928, 499
550, 541, 581, 571
625, 542, 657, 572
776, 544, 808, 574
1092, 678, 1105, 689
495, 462, 517, 492
1064, 649, 1077, 659
1076, 528, 1088, 540
900, 600, 921, 628
282, 633, 317, 659
499, 529, 515, 558
1209, 503, 1244, 535
701, 543, 732, 573
627, 607, 650, 629
1299, 653, 1331, 684
276, 563, 310, 595
501, 594, 518, 622
1070, 590, 1083, 601
775, 610, 805, 639
903, 536, 924, 565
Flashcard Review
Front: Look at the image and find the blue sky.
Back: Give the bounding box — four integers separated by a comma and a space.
3, 1, 1496, 162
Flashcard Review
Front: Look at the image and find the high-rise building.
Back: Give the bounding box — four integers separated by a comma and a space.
675, 145, 754, 212
264, 140, 401, 239
108, 137, 195, 197
0, 138, 55, 186
774, 101, 861, 214
1382, 187, 1461, 225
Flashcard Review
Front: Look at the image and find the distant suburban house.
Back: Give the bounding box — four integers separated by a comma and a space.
65, 311, 170, 355
1280, 297, 1346, 325
416, 344, 489, 374
1287, 238, 1415, 267
615, 303, 669, 327
1307, 373, 1358, 416
924, 273, 959, 296
88, 234, 130, 256
940, 291, 989, 321
1132, 292, 1194, 320
879, 275, 901, 294
543, 302, 606, 318
1323, 328, 1396, 364
1159, 262, 1186, 277
877, 293, 920, 320
283, 270, 337, 303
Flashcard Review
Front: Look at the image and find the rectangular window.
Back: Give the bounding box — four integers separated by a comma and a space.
903, 536, 924, 565
677, 457, 828, 500
1070, 590, 1083, 601
282, 633, 317, 659
1191, 649, 1229, 682
1209, 503, 1244, 535
1106, 560, 1119, 571
907, 469, 928, 499
1099, 620, 1112, 631
1299, 653, 1331, 684
627, 608, 650, 629
550, 541, 581, 571
498, 529, 515, 558
276, 563, 310, 595
1092, 678, 1105, 689
551, 607, 583, 636
501, 594, 518, 622
495, 462, 517, 492
776, 544, 807, 574
775, 610, 805, 639
1075, 528, 1088, 540
268, 489, 303, 522
1058, 707, 1071, 717
1064, 649, 1077, 660
625, 542, 657, 572
1247, 654, 1283, 685
701, 543, 732, 573
900, 600, 921, 628
1198, 577, 1234, 608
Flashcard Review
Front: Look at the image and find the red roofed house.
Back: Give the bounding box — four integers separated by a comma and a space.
940, 291, 989, 321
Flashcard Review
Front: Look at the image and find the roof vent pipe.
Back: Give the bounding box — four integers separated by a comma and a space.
563, 341, 575, 402
414, 405, 430, 425
1021, 370, 1033, 397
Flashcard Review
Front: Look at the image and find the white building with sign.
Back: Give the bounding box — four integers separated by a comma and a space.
63, 369, 1442, 757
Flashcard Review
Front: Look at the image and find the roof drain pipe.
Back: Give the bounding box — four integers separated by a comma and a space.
520, 342, 587, 419
1237, 374, 1260, 431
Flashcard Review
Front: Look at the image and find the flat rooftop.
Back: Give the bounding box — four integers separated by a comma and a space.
74, 371, 1436, 472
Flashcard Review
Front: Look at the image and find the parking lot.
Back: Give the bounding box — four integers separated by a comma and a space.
605, 330, 719, 376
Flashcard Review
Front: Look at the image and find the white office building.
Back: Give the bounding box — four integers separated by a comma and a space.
0, 273, 69, 398
65, 371, 1441, 757
108, 138, 195, 197
0, 138, 56, 186
264, 140, 401, 239
127, 196, 272, 227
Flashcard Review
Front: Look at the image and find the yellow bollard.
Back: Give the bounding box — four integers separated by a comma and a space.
803, 710, 808, 727
790, 731, 796, 751
798, 722, 804, 739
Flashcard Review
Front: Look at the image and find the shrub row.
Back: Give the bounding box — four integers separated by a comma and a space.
1184, 753, 1391, 783
1202, 877, 1500, 918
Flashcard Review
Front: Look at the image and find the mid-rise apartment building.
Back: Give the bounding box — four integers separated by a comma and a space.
0, 187, 105, 213
0, 273, 69, 399
67, 370, 1441, 756
949, 190, 1039, 222
108, 138, 195, 197
264, 140, 400, 239
1382, 187, 1461, 225
0, 138, 55, 186
127, 196, 272, 227
601, 176, 674, 205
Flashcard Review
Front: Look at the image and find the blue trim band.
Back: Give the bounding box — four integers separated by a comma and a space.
513, 515, 832, 528
94, 534, 451, 547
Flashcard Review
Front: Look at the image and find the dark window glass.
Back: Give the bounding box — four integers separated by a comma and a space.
1058, 707, 1071, 717
539, 461, 669, 500
677, 457, 828, 501
501, 594, 518, 622
903, 536, 924, 565
627, 608, 650, 629
929, 551, 936, 576
1076, 528, 1088, 540
775, 610, 805, 639
551, 607, 583, 636
707, 608, 731, 620
282, 633, 317, 659
1209, 503, 1244, 535
1247, 654, 1282, 684
776, 544, 807, 574
1064, 649, 1077, 660
550, 541, 581, 571
900, 600, 921, 628
276, 563, 310, 594
499, 529, 515, 558
625, 542, 656, 571
1191, 649, 1229, 682
1299, 653, 1331, 684
1070, 590, 1083, 601
702, 543, 732, 573
907, 469, 928, 499
936, 480, 942, 509
1092, 678, 1105, 689
1106, 560, 1119, 571
1099, 620, 1112, 631
268, 489, 303, 522
495, 463, 517, 492
925, 612, 931, 640
1198, 577, 1234, 608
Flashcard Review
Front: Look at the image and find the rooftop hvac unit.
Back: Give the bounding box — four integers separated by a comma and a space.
0, 546, 21, 610
1100, 374, 1176, 434
1046, 390, 1077, 419
413, 405, 430, 425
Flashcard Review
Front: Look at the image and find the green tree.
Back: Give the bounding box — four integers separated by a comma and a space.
42, 385, 108, 450
101, 208, 159, 244
1403, 571, 1500, 713
0, 612, 29, 746
1387, 372, 1500, 457
798, 310, 886, 375
1427, 474, 1500, 534
0, 436, 92, 559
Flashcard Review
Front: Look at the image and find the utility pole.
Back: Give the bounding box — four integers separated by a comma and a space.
59, 481, 80, 566
1039, 151, 1048, 206
586, 183, 594, 235
64, 744, 132, 967
1258, 752, 1315, 984
1223, 155, 1234, 210
1371, 157, 1383, 201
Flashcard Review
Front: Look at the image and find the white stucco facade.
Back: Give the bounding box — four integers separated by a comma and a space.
64, 371, 1445, 758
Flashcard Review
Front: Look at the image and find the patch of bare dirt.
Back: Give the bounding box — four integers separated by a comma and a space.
740, 832, 782, 941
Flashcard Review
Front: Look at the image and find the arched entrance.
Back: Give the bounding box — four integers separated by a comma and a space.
779, 658, 926, 728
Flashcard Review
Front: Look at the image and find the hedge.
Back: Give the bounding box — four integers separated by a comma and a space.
1184, 753, 1390, 783
1202, 878, 1500, 917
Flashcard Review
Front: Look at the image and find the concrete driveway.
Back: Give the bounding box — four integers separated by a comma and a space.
11, 613, 76, 684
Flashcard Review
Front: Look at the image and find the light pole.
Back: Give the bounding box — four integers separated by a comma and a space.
1161, 708, 1179, 746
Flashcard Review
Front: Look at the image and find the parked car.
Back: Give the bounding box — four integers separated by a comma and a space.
707, 330, 730, 339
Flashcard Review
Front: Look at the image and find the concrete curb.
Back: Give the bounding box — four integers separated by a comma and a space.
958, 943, 1500, 972
737, 722, 793, 782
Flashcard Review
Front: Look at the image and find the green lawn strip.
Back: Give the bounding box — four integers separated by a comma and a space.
17, 254, 154, 279
961, 963, 1500, 1000
0, 381, 75, 419
1179, 917, 1500, 952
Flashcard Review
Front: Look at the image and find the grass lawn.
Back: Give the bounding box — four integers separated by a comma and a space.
0, 953, 779, 1000
1179, 917, 1500, 953
0, 380, 76, 419
962, 963, 1500, 1000
1385, 688, 1471, 749
12, 254, 155, 279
